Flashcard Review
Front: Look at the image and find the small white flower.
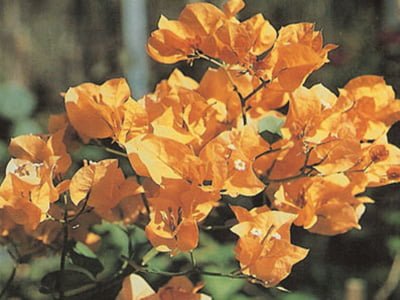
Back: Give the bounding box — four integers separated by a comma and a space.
271, 232, 281, 240
250, 228, 263, 237
234, 159, 246, 171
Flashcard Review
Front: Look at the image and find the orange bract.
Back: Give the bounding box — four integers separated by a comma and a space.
117, 275, 211, 300
70, 159, 142, 214
231, 205, 308, 286
145, 178, 220, 254
200, 125, 269, 196
64, 78, 148, 144
0, 159, 59, 231
147, 0, 276, 67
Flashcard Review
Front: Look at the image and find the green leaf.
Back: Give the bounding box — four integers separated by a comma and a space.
39, 270, 95, 295
280, 292, 318, 300
0, 246, 15, 280
0, 82, 36, 120
383, 211, 400, 226
387, 236, 400, 255
195, 233, 235, 267
0, 139, 8, 163
202, 266, 245, 300
69, 242, 104, 277
258, 115, 285, 144
11, 118, 42, 136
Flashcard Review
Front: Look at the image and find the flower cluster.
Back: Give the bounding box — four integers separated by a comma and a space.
0, 0, 399, 295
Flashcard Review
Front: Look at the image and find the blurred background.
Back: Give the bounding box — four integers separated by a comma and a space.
0, 0, 400, 299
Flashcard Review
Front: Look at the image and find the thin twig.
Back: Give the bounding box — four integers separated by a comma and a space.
254, 147, 286, 160
136, 175, 151, 216
105, 147, 128, 158
242, 77, 270, 104
122, 255, 254, 281
59, 194, 69, 300
195, 51, 225, 68
190, 251, 197, 268
67, 197, 91, 223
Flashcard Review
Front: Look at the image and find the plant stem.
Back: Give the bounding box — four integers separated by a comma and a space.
195, 51, 225, 68
195, 51, 271, 126
136, 175, 151, 216
105, 147, 128, 158
242, 77, 270, 104
59, 194, 69, 300
123, 255, 253, 281
190, 251, 196, 268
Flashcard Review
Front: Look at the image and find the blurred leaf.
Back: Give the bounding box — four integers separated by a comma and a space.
383, 211, 400, 226
195, 233, 235, 267
72, 145, 107, 162
91, 222, 131, 280
39, 270, 95, 295
11, 119, 42, 136
231, 295, 253, 300
387, 236, 400, 255
0, 82, 36, 120
280, 292, 318, 300
0, 140, 8, 168
202, 266, 245, 300
69, 242, 104, 277
0, 247, 15, 283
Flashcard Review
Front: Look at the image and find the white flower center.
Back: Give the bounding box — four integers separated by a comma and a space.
234, 159, 246, 171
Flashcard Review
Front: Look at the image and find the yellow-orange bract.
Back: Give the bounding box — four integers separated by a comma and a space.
145, 178, 220, 254
0, 159, 59, 231
230, 206, 308, 286
69, 159, 143, 214
200, 125, 269, 197
117, 275, 211, 300
64, 78, 148, 144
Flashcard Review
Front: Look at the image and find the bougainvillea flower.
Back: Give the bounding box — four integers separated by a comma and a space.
250, 23, 336, 113
147, 2, 224, 64
230, 205, 308, 286
64, 78, 148, 143
211, 14, 276, 65
143, 67, 258, 149
333, 75, 400, 141
0, 159, 59, 231
346, 137, 400, 188
142, 69, 199, 123
145, 178, 220, 254
117, 275, 211, 300
147, 0, 276, 67
200, 125, 269, 196
271, 174, 372, 235
257, 23, 336, 86
69, 159, 142, 214
8, 132, 72, 176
